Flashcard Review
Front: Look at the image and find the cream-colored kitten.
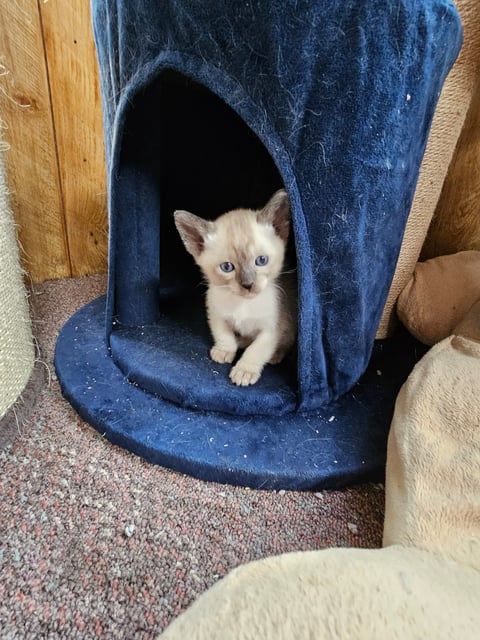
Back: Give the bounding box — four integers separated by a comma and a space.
174, 189, 296, 386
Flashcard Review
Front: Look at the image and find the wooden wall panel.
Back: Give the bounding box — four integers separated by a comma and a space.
0, 0, 70, 281
39, 0, 108, 277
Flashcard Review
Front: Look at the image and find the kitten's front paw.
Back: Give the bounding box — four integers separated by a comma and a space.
229, 363, 261, 387
210, 345, 236, 364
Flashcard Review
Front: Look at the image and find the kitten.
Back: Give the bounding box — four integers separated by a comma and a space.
174, 189, 296, 386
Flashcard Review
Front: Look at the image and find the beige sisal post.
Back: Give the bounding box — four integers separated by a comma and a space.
0, 142, 35, 444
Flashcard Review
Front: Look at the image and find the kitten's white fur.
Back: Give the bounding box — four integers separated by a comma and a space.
174, 190, 295, 386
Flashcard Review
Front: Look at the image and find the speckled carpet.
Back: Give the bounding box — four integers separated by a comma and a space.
0, 275, 385, 638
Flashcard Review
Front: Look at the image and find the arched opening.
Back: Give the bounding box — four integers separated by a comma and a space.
109, 70, 299, 416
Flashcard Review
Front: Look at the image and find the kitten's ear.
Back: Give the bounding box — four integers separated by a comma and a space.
174, 211, 214, 258
258, 189, 290, 241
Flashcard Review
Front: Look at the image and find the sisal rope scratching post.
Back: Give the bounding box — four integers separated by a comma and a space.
378, 0, 480, 337
0, 144, 36, 447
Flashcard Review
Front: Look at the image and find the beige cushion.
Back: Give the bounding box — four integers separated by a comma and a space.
159, 547, 480, 640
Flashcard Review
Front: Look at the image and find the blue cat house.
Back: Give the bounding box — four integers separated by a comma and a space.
55, 0, 462, 489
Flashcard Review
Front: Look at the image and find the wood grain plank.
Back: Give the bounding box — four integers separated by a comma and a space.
0, 0, 70, 282
423, 79, 480, 258
39, 0, 108, 277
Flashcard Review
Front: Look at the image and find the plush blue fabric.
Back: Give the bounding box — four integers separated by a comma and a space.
55, 0, 461, 487
91, 0, 461, 412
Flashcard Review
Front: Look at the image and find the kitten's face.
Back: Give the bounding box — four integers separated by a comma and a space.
174, 190, 290, 299
198, 209, 285, 299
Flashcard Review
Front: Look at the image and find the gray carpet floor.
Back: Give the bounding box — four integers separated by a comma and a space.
0, 275, 385, 638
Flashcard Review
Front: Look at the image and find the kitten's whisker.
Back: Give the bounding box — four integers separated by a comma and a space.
273, 283, 288, 297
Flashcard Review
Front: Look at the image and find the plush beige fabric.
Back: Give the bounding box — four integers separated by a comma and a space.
377, 0, 480, 337
160, 547, 480, 640
383, 334, 480, 569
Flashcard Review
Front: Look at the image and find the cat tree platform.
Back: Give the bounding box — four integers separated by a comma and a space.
55, 0, 461, 489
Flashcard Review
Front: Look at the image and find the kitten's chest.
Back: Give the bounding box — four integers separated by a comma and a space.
209, 287, 277, 335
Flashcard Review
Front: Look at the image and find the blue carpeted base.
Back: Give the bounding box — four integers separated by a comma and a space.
54, 296, 427, 490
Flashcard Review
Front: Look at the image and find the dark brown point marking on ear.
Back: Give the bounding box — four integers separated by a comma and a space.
174, 210, 214, 258
257, 189, 290, 241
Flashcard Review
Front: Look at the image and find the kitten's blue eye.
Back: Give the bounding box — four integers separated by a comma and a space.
255, 255, 269, 267
220, 261, 235, 273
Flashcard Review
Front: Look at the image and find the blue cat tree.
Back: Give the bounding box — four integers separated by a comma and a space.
55, 0, 462, 489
